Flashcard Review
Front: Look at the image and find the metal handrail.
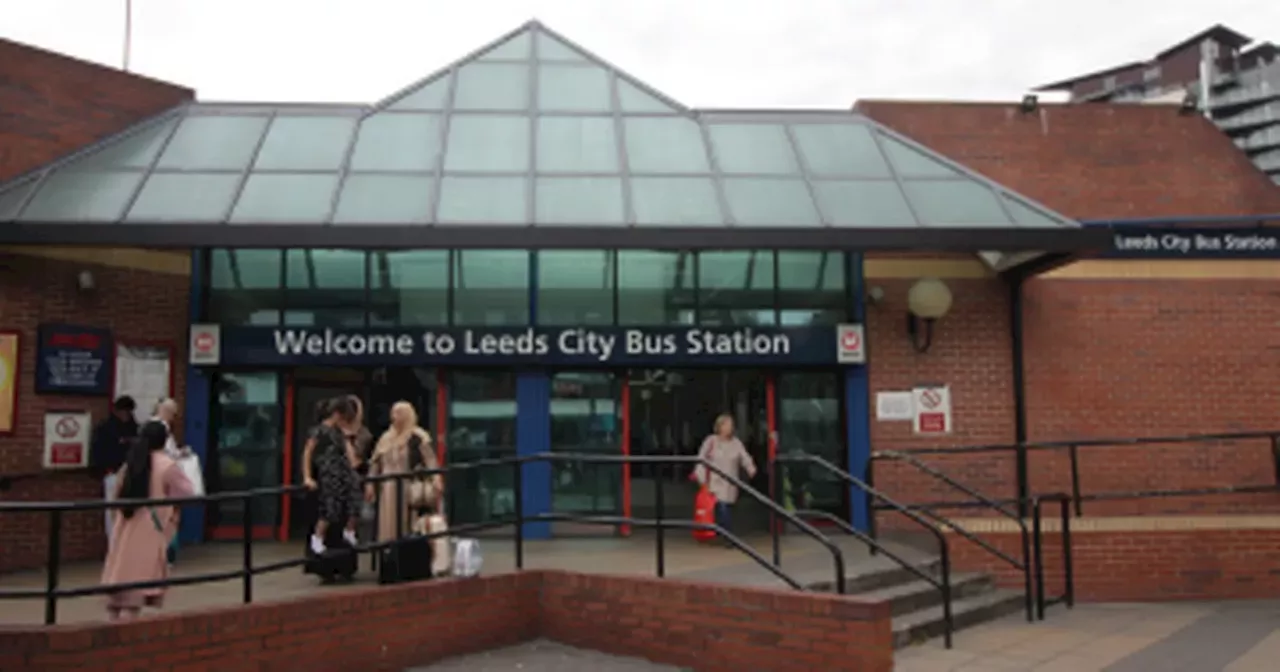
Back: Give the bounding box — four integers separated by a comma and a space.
1029, 492, 1074, 620
870, 450, 1034, 623
772, 453, 955, 648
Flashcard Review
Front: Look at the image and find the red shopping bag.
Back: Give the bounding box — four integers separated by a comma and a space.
693, 486, 717, 542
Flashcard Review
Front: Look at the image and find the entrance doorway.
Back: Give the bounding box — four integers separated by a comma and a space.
288, 369, 366, 539
628, 369, 771, 534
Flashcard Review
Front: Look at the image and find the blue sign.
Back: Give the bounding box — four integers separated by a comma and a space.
35, 324, 113, 395
216, 326, 851, 367
1106, 228, 1280, 259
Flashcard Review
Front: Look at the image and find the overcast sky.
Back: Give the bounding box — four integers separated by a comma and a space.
3, 0, 1278, 108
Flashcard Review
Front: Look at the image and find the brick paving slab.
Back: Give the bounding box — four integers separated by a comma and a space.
407, 639, 681, 671
1103, 601, 1280, 672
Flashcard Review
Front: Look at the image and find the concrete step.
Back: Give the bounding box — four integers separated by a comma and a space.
858, 572, 997, 617
891, 588, 1028, 649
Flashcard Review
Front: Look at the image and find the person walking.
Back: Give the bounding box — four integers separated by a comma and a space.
99, 421, 195, 621
90, 396, 139, 548
151, 398, 186, 565
693, 414, 757, 543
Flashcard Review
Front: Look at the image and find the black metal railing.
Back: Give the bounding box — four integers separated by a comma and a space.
771, 453, 956, 648
0, 452, 845, 626
869, 449, 1034, 624
1029, 492, 1074, 619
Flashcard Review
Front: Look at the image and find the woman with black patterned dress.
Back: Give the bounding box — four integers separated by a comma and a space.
302, 396, 362, 555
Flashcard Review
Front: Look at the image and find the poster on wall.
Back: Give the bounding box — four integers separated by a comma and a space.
912, 385, 953, 435
875, 391, 914, 421
35, 324, 113, 396
114, 343, 174, 425
0, 332, 19, 435
43, 410, 92, 469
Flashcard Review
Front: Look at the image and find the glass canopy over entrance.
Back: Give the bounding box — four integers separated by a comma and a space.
0, 21, 1102, 253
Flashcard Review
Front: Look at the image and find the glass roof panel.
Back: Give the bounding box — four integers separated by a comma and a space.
631, 177, 722, 226
876, 133, 959, 178
349, 113, 441, 172
814, 180, 916, 228
453, 63, 528, 111
479, 31, 532, 61
157, 115, 270, 171
229, 173, 339, 224
332, 174, 433, 224
536, 117, 617, 172
778, 251, 844, 291
536, 30, 587, 62
0, 180, 36, 220
436, 176, 526, 223
126, 173, 239, 222
537, 65, 612, 112
791, 124, 892, 177
445, 115, 530, 172
617, 79, 677, 113
21, 171, 143, 222
902, 180, 1012, 227
623, 117, 710, 173
1002, 194, 1069, 228
708, 124, 800, 175
722, 179, 820, 227
74, 119, 177, 170
536, 177, 624, 225
387, 76, 451, 111
253, 116, 356, 170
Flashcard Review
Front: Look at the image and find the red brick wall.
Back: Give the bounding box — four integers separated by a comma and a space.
0, 252, 189, 572
0, 38, 193, 181
0, 570, 893, 672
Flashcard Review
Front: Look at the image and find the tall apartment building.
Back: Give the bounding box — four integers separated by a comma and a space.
1035, 25, 1280, 185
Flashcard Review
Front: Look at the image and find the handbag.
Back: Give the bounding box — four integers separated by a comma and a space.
405, 434, 437, 508
689, 439, 717, 482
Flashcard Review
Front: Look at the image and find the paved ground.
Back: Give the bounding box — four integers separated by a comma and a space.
409, 640, 681, 671
895, 600, 1280, 671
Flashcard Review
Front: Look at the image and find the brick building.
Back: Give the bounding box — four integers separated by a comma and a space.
2, 21, 1279, 602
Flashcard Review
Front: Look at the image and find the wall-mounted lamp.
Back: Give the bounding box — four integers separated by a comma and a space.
866, 285, 886, 306
75, 270, 96, 293
906, 278, 953, 353
1020, 94, 1039, 114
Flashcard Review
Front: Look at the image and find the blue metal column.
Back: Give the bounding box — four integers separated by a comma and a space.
180, 250, 209, 544
516, 372, 551, 539
845, 252, 873, 532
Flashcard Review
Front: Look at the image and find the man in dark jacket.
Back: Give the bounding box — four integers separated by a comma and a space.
90, 396, 139, 545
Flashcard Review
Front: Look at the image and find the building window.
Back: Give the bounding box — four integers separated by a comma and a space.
369, 250, 449, 326
697, 250, 777, 326
777, 251, 847, 326
283, 249, 368, 327
1143, 66, 1162, 83
207, 249, 284, 326
453, 250, 530, 326
446, 371, 518, 526
209, 372, 282, 530
1103, 75, 1117, 90
616, 250, 695, 326
537, 250, 614, 326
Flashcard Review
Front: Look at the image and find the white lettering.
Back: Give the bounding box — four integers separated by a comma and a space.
1113, 234, 1157, 251
1225, 234, 1278, 251
422, 333, 455, 355
273, 329, 416, 357
684, 329, 790, 356
1159, 234, 1191, 253
464, 329, 547, 356
625, 330, 676, 355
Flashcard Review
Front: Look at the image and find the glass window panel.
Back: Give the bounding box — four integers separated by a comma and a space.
536, 177, 624, 225
550, 372, 620, 515
229, 174, 338, 224
617, 250, 695, 326
791, 124, 892, 177
623, 118, 710, 173
126, 173, 239, 222
253, 116, 356, 170
1003, 195, 1067, 228
777, 372, 845, 514
284, 249, 367, 327
877, 134, 958, 178
452, 63, 529, 111
902, 180, 1010, 226
369, 250, 449, 326
453, 250, 530, 326
157, 115, 270, 170
536, 32, 587, 62
537, 250, 614, 325
387, 77, 450, 110
708, 124, 799, 174
814, 180, 917, 228
444, 116, 529, 172
349, 114, 441, 172
208, 249, 283, 326
436, 176, 526, 223
631, 177, 722, 226
446, 371, 518, 526
332, 174, 433, 224
722, 179, 820, 227
536, 117, 617, 172
75, 119, 176, 170
479, 32, 531, 60
21, 171, 143, 222
617, 79, 676, 113
698, 250, 777, 326
538, 66, 612, 112
0, 180, 36, 220
777, 251, 846, 326
210, 372, 282, 529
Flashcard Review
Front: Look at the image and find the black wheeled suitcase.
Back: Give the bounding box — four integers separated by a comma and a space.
304, 524, 358, 584
378, 535, 433, 585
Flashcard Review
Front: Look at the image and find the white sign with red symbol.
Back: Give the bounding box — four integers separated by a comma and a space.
189, 324, 221, 366
835, 324, 866, 364
911, 385, 952, 435
43, 411, 92, 469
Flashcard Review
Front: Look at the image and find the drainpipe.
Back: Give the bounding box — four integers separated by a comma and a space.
1008, 275, 1029, 519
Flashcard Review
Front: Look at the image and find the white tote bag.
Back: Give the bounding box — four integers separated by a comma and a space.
452, 538, 482, 577
174, 452, 205, 496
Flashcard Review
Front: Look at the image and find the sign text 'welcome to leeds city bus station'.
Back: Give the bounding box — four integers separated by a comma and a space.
207, 325, 866, 367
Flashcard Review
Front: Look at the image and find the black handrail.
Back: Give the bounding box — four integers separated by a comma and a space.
0, 451, 842, 625
870, 449, 1034, 624
1030, 493, 1074, 620
772, 453, 954, 649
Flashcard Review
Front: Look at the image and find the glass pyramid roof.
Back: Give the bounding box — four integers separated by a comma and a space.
0, 21, 1080, 243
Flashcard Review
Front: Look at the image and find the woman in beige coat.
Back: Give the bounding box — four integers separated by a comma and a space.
366, 402, 451, 574
693, 414, 757, 540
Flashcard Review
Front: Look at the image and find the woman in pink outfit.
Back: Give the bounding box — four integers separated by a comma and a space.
100, 420, 194, 621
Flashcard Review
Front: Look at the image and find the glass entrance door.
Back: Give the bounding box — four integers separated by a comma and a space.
550, 372, 621, 516
207, 372, 282, 540
776, 372, 845, 519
